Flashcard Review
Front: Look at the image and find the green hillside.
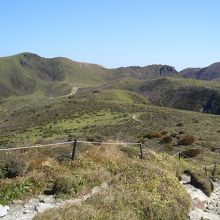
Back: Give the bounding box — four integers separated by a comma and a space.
0, 52, 178, 99
0, 52, 109, 98
1, 55, 220, 220
132, 77, 220, 114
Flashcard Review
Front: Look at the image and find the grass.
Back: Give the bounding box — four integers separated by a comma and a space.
0, 94, 219, 219
0, 144, 193, 219
1, 90, 220, 170
0, 52, 220, 219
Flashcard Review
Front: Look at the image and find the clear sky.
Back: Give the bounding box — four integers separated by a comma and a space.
1, 0, 220, 70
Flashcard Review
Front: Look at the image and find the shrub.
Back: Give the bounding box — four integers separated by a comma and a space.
2, 157, 26, 178
160, 131, 168, 136
161, 135, 173, 144
181, 149, 201, 158
145, 131, 162, 139
52, 176, 72, 194
184, 170, 213, 196
163, 144, 173, 151
176, 123, 184, 127
178, 135, 195, 146
119, 146, 139, 158
170, 133, 178, 138
86, 134, 103, 142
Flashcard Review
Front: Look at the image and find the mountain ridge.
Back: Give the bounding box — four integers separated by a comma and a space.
181, 62, 220, 81
0, 52, 178, 99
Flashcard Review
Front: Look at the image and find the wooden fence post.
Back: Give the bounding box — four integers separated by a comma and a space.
71, 139, 77, 160
212, 163, 217, 177
178, 152, 181, 160
204, 166, 207, 176
140, 144, 144, 159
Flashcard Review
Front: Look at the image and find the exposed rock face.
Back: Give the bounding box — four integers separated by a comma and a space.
159, 65, 177, 75
114, 64, 178, 80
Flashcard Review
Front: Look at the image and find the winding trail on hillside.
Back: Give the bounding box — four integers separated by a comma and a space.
132, 114, 140, 122
2, 183, 108, 220
49, 86, 78, 99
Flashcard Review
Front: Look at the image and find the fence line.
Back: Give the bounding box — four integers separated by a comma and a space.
141, 144, 163, 159
0, 140, 140, 152
0, 140, 217, 170
77, 140, 141, 145
179, 152, 216, 168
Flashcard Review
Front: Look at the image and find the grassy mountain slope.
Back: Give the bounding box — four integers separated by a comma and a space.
0, 86, 219, 219
0, 52, 108, 98
1, 69, 220, 219
0, 53, 178, 99
130, 77, 220, 115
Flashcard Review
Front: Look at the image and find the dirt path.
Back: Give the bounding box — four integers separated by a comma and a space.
2, 183, 108, 220
49, 86, 78, 99
132, 114, 140, 122
181, 174, 220, 220
69, 86, 78, 96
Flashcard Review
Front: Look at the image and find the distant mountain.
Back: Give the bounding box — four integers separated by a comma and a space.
0, 52, 178, 99
181, 62, 220, 80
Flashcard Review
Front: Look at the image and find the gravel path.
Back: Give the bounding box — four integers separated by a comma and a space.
1, 183, 108, 220
181, 174, 220, 220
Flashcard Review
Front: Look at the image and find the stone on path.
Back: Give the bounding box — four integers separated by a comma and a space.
35, 203, 54, 213
0, 205, 9, 217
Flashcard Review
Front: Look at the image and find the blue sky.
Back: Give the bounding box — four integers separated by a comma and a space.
1, 0, 220, 70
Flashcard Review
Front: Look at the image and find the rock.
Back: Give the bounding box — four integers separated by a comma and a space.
180, 174, 191, 184
0, 205, 8, 217
38, 195, 54, 204
4, 206, 9, 211
35, 203, 54, 213
12, 200, 23, 205
192, 197, 205, 209
55, 199, 64, 204
23, 209, 32, 214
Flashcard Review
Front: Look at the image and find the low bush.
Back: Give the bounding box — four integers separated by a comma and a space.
181, 149, 201, 158
176, 123, 184, 127
2, 157, 26, 178
170, 133, 178, 138
160, 131, 168, 136
184, 170, 213, 196
119, 145, 139, 158
178, 135, 195, 146
163, 144, 174, 151
145, 131, 162, 139
52, 176, 72, 194
161, 135, 173, 144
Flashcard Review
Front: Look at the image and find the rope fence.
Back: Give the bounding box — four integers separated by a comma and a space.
0, 139, 217, 175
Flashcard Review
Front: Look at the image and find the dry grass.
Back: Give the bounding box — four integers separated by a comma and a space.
34, 144, 191, 220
